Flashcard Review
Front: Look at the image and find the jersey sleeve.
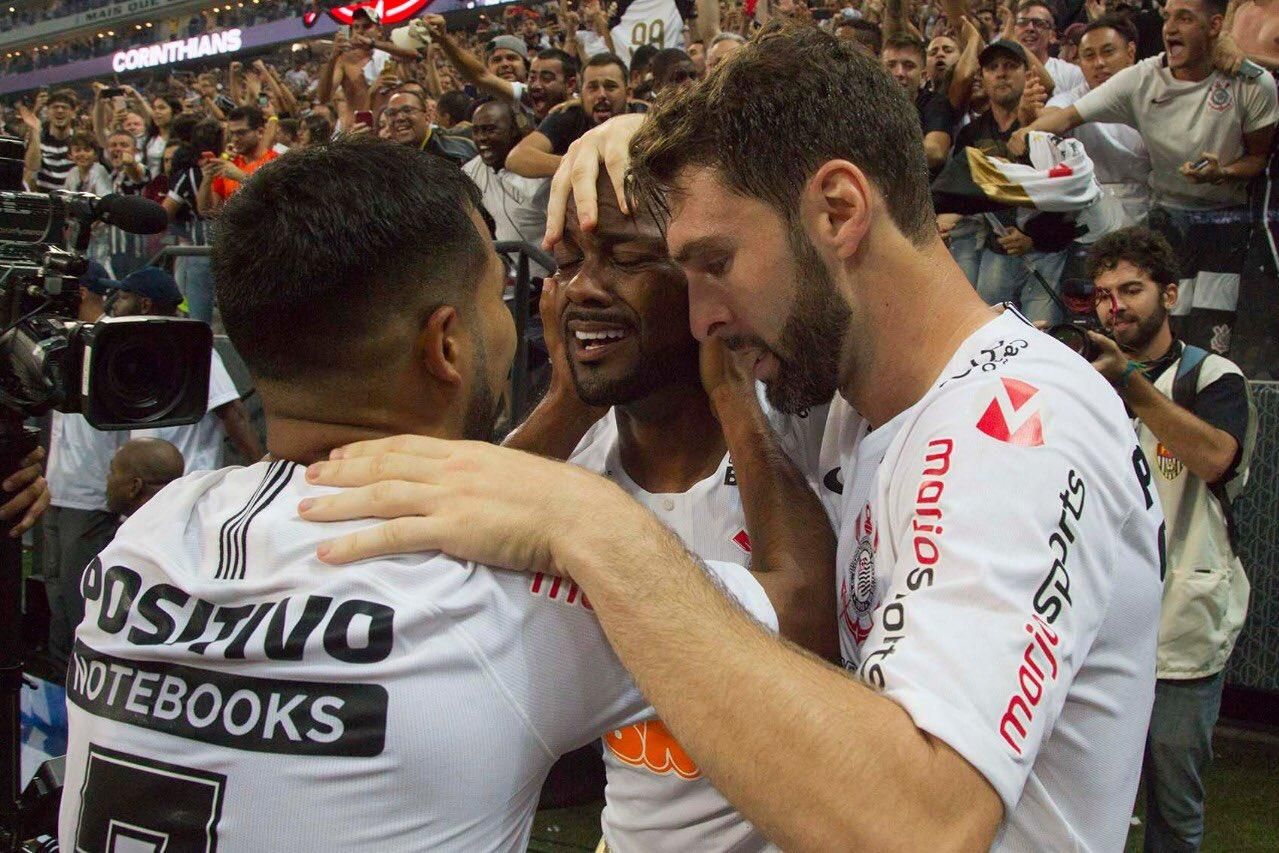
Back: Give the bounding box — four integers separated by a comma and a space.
856, 383, 1125, 813
483, 568, 652, 758
206, 351, 241, 411
1073, 63, 1141, 128
1241, 71, 1279, 134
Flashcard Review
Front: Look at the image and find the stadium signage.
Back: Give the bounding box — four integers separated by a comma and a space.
111, 27, 243, 72
83, 0, 169, 24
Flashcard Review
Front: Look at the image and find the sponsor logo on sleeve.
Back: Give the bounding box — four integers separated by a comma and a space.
976, 378, 1046, 447
997, 469, 1085, 756
732, 529, 752, 554
606, 720, 701, 780
858, 438, 952, 689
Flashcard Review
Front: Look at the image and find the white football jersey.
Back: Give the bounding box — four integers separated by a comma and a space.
609, 0, 687, 65
570, 396, 826, 853
47, 412, 128, 512
60, 459, 675, 852
823, 308, 1163, 851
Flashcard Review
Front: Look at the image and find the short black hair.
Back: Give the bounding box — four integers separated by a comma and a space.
883, 33, 926, 61
631, 22, 934, 244
227, 105, 265, 130
170, 113, 199, 145
1199, 0, 1229, 16
650, 48, 692, 82
437, 89, 473, 125
630, 44, 657, 76
536, 47, 578, 79
1082, 12, 1138, 44
585, 51, 628, 81
212, 138, 489, 384
1085, 226, 1181, 288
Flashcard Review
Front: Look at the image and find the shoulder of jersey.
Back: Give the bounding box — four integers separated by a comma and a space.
912, 322, 1130, 457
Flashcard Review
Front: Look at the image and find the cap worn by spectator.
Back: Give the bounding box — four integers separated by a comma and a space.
979, 38, 1029, 66
487, 35, 529, 63
104, 266, 183, 305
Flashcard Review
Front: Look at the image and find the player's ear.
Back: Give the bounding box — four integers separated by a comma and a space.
419, 305, 465, 387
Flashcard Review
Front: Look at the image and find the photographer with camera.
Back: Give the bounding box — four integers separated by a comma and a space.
1084, 225, 1255, 852
104, 267, 262, 472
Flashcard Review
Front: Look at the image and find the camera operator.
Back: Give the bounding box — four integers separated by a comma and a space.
1083, 225, 1254, 852
105, 267, 262, 471
43, 261, 129, 673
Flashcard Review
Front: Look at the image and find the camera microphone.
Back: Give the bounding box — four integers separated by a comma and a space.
86, 194, 169, 235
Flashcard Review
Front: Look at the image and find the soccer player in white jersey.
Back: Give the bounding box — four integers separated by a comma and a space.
56, 138, 778, 852
507, 172, 836, 851
305, 26, 1166, 851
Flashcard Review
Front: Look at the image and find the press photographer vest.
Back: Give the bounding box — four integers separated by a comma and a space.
1137, 345, 1256, 679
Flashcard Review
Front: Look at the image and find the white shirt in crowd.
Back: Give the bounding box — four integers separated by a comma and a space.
462, 155, 551, 277
1045, 56, 1087, 96
59, 459, 773, 851
570, 394, 827, 853
821, 308, 1164, 851
609, 0, 686, 64
362, 47, 391, 85
47, 412, 128, 512
1073, 53, 1279, 210
1048, 79, 1151, 229
134, 350, 240, 474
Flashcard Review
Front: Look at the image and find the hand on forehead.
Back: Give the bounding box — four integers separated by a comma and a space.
564, 171, 663, 241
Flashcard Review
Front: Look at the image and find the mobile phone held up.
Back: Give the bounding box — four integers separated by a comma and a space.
100, 86, 124, 98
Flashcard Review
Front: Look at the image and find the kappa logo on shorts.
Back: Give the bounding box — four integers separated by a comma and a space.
976, 378, 1045, 447
606, 720, 701, 780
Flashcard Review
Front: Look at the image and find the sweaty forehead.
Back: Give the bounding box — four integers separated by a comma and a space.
565, 172, 663, 242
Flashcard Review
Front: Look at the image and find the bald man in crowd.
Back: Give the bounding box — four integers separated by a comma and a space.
105, 438, 185, 518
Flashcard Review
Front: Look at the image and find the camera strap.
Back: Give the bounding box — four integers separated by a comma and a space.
1171, 344, 1240, 553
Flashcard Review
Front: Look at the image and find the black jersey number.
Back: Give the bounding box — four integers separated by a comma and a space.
75, 744, 227, 852
630, 19, 666, 48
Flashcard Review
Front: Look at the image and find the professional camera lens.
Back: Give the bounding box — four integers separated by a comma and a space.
1046, 323, 1099, 362
81, 317, 212, 429
102, 334, 190, 423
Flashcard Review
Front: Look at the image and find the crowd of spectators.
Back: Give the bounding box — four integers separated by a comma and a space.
4, 2, 1276, 849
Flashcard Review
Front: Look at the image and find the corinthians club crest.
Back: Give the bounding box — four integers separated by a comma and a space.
840, 504, 880, 648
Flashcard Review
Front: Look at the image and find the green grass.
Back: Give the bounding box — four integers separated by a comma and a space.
528, 730, 1279, 852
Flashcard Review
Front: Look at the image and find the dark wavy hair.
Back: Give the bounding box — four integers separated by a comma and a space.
1085, 226, 1182, 288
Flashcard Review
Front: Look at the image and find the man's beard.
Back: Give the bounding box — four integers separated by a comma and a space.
568, 324, 699, 407
462, 342, 502, 441
727, 227, 850, 414
1115, 301, 1168, 354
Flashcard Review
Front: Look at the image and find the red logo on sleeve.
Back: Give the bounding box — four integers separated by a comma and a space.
976, 378, 1045, 447
732, 529, 752, 553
